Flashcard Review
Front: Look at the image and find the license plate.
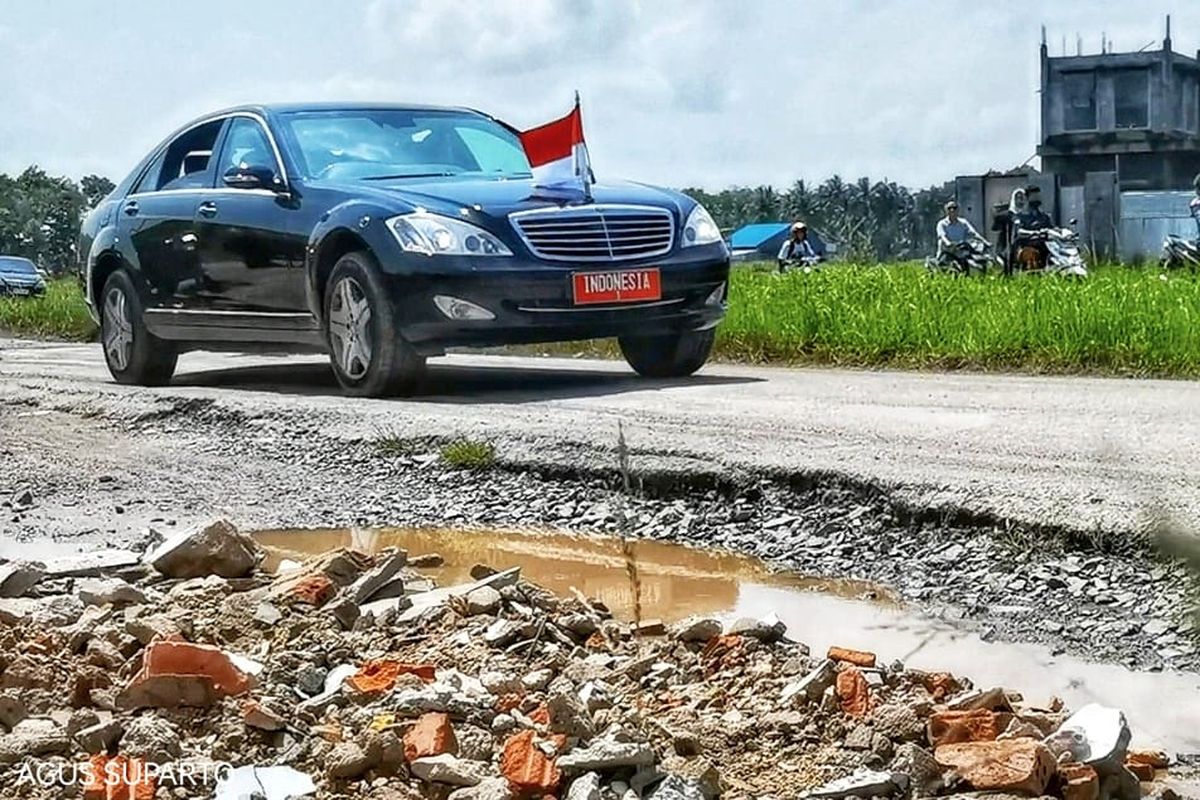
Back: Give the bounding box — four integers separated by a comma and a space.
9, 288, 28, 296
572, 268, 661, 305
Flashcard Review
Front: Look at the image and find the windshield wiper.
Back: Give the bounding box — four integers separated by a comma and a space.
362, 172, 457, 181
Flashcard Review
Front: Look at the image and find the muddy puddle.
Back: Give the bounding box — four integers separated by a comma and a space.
253, 525, 1200, 753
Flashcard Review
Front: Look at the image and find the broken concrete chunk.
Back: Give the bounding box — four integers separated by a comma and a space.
804, 768, 903, 798
0, 560, 45, 597
41, 549, 141, 578
326, 740, 375, 779
558, 738, 655, 772
945, 686, 1011, 713
566, 771, 603, 800
215, 766, 316, 800
650, 774, 715, 800
76, 576, 148, 607
465, 585, 502, 616
670, 616, 722, 643
75, 719, 123, 755
411, 753, 491, 786
146, 519, 261, 579
0, 594, 85, 627
1046, 704, 1132, 772
781, 658, 835, 705
0, 718, 71, 764
725, 611, 786, 642
348, 548, 408, 603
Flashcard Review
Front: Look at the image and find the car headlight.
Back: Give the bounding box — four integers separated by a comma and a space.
682, 204, 722, 247
387, 212, 513, 257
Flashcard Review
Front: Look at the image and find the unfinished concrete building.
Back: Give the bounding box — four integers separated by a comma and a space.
1038, 20, 1200, 192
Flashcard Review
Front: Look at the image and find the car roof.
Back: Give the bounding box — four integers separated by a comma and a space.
0, 255, 36, 265
205, 102, 487, 118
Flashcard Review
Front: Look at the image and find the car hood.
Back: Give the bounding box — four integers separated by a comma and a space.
0, 271, 42, 284
310, 176, 692, 221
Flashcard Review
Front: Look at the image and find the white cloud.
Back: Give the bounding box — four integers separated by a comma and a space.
0, 1, 1195, 190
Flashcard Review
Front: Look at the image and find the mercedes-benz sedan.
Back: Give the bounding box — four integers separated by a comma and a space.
78, 104, 730, 396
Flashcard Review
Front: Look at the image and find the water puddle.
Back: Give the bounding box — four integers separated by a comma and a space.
252, 526, 1200, 753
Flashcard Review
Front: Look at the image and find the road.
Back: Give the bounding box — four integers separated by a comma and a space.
2, 338, 1198, 533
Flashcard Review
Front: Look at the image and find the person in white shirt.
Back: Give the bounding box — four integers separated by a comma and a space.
936, 201, 986, 267
777, 222, 818, 273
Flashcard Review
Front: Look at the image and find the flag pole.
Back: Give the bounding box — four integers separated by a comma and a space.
575, 90, 593, 202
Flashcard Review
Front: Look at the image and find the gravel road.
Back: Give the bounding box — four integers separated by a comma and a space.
1, 336, 1198, 680
2, 338, 1199, 534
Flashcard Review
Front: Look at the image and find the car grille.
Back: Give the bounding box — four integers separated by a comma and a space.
510, 205, 675, 262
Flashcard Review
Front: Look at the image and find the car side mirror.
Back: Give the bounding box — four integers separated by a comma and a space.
223, 164, 281, 191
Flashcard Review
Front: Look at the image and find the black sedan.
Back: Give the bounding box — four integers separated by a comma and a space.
0, 256, 47, 297
78, 104, 730, 396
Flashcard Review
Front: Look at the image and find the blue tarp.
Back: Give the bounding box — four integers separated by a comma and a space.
728, 223, 790, 249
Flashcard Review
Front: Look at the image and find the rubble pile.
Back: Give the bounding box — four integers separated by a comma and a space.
0, 520, 1185, 799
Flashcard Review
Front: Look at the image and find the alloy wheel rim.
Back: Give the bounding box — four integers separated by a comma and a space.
102, 287, 133, 371
328, 277, 373, 381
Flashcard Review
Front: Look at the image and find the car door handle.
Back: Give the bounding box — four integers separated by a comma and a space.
198, 201, 218, 218
123, 200, 139, 216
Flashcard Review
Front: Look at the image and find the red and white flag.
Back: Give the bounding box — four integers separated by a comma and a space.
519, 96, 592, 194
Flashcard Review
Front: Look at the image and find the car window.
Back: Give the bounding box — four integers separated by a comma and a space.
217, 118, 279, 180
455, 126, 529, 175
279, 109, 531, 181
132, 149, 168, 195
134, 119, 224, 194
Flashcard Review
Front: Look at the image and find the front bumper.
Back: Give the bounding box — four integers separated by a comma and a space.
0, 281, 45, 297
382, 248, 730, 354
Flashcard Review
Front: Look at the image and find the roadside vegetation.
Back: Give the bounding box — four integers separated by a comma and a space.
0, 279, 96, 340
7, 265, 1200, 378
530, 262, 1200, 378
439, 437, 497, 470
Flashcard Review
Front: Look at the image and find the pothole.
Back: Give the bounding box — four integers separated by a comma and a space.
253, 525, 1200, 753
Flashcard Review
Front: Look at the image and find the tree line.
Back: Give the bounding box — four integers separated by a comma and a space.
0, 167, 114, 275
684, 177, 957, 261
1, 164, 958, 275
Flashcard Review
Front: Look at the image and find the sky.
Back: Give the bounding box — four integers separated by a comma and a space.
1, 1, 1197, 191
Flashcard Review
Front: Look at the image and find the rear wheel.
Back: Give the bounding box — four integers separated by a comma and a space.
324, 251, 425, 397
618, 329, 715, 378
100, 270, 177, 386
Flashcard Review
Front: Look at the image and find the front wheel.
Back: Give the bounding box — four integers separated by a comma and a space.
100, 270, 177, 386
324, 251, 425, 397
618, 329, 715, 378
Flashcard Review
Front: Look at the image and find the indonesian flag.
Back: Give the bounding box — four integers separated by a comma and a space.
519, 96, 593, 195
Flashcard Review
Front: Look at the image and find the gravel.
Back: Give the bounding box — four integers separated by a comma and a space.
0, 393, 1197, 676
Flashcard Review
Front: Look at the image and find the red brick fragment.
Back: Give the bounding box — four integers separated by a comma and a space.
1059, 763, 1099, 800
84, 755, 157, 800
403, 712, 456, 763
836, 667, 873, 717
500, 730, 561, 795
346, 660, 436, 694
827, 646, 876, 668
927, 709, 1006, 746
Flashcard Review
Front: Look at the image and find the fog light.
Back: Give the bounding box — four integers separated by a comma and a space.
705, 282, 727, 306
434, 295, 495, 321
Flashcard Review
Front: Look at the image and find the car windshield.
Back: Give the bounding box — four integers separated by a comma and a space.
0, 257, 37, 275
279, 109, 533, 182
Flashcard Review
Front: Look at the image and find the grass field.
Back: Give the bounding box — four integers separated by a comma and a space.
0, 279, 96, 341
4, 266, 1200, 377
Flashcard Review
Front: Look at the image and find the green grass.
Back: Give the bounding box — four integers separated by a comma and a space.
524, 262, 1200, 378
439, 437, 497, 469
0, 279, 96, 340
7, 267, 1200, 378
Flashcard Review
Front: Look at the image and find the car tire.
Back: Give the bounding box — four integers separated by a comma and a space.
618, 328, 715, 378
100, 270, 178, 386
324, 251, 425, 397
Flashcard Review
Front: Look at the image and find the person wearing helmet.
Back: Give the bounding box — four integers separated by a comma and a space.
935, 200, 985, 270
777, 222, 818, 273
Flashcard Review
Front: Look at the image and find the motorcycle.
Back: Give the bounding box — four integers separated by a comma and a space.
1012, 226, 1088, 278
1160, 234, 1200, 271
778, 253, 824, 274
925, 239, 1001, 276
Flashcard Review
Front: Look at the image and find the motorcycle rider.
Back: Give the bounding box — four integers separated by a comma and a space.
777, 222, 818, 272
935, 201, 986, 270
1009, 187, 1051, 270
